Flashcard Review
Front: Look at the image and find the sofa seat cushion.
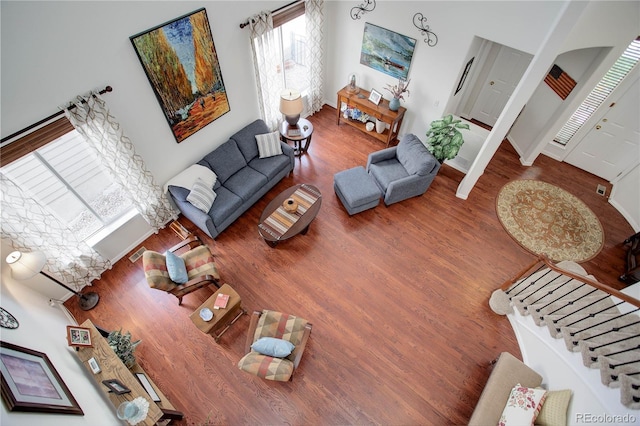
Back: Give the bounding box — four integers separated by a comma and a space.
248, 154, 290, 181
237, 351, 294, 381
208, 186, 243, 226
368, 160, 410, 192
230, 119, 271, 162
202, 139, 246, 183
397, 134, 437, 176
224, 167, 268, 201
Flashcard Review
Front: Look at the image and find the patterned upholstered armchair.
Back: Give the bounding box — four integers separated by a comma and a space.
237, 310, 312, 381
142, 236, 220, 305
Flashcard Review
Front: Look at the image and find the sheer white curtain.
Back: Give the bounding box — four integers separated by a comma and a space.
1, 174, 111, 289
64, 92, 177, 230
305, 0, 325, 114
249, 11, 284, 130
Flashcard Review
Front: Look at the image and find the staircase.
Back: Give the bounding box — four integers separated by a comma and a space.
494, 256, 640, 415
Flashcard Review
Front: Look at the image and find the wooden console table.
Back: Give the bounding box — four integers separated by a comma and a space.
74, 320, 183, 425
336, 86, 406, 147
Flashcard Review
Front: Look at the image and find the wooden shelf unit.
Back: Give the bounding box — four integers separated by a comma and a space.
336, 86, 406, 147
74, 319, 182, 425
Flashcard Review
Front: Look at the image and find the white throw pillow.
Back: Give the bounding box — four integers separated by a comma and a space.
255, 131, 283, 158
499, 384, 547, 426
186, 178, 217, 212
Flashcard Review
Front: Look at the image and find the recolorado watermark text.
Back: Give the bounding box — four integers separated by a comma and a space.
575, 413, 637, 424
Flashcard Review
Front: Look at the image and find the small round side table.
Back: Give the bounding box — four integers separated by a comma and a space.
280, 118, 314, 156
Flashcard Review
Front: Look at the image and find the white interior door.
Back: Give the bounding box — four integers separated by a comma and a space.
470, 46, 532, 127
565, 77, 640, 181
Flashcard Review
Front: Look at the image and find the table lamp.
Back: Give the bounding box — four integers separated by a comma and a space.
5, 250, 99, 311
280, 89, 303, 126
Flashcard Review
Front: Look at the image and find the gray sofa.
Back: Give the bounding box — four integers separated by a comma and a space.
366, 134, 440, 205
167, 119, 294, 238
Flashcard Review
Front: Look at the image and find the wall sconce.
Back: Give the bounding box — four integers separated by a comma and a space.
413, 13, 438, 47
351, 0, 376, 20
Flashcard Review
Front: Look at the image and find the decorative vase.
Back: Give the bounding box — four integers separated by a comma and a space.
375, 119, 386, 134
389, 97, 400, 111
283, 198, 298, 213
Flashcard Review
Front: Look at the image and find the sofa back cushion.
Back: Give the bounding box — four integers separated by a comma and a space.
231, 119, 271, 162
202, 139, 247, 183
396, 134, 437, 176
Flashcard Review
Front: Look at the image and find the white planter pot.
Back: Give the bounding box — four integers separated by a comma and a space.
375, 119, 386, 134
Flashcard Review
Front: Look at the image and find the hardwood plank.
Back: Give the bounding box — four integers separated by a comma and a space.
67, 105, 634, 425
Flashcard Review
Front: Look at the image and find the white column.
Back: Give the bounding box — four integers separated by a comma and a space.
456, 0, 589, 200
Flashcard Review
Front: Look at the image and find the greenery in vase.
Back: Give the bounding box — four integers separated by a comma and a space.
425, 114, 470, 162
107, 329, 141, 368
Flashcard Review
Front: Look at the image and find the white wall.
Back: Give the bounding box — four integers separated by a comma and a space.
1, 1, 282, 187
610, 164, 640, 233
509, 46, 604, 159
0, 245, 120, 425
323, 1, 566, 139
513, 0, 639, 162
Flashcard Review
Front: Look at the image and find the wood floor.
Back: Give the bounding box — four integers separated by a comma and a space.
66, 106, 634, 425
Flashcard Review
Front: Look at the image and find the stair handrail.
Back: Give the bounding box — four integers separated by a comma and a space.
501, 255, 640, 308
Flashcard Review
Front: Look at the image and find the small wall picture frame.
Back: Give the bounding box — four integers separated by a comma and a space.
368, 89, 382, 105
66, 325, 92, 347
102, 379, 130, 395
88, 357, 101, 374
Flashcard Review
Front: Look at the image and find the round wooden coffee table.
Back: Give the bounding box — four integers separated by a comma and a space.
258, 184, 322, 247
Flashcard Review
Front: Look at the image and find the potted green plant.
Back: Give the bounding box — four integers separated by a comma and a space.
425, 114, 470, 163
107, 329, 141, 369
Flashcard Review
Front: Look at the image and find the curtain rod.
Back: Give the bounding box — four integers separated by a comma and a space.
239, 0, 300, 28
1, 86, 113, 144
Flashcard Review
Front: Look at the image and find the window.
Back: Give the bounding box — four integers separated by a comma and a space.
275, 2, 309, 95
1, 119, 133, 241
554, 37, 640, 146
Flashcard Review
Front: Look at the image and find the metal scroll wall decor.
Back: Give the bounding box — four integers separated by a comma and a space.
413, 13, 438, 47
351, 0, 376, 20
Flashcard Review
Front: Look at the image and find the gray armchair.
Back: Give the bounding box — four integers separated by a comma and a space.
366, 134, 440, 205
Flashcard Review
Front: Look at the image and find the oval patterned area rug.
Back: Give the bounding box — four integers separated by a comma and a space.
496, 180, 604, 263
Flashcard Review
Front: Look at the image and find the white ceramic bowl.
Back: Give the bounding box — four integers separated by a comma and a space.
365, 122, 374, 132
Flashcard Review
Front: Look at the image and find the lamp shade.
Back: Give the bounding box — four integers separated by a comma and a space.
280, 89, 303, 116
5, 250, 46, 280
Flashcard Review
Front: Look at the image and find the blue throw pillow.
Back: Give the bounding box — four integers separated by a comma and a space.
251, 337, 295, 358
165, 251, 188, 284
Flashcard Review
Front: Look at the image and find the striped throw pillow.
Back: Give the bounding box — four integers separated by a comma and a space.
186, 178, 216, 212
255, 131, 283, 158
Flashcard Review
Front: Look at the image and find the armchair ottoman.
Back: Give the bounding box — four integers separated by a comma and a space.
366, 134, 440, 205
334, 166, 381, 215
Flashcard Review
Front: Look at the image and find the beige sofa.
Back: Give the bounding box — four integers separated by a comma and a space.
469, 352, 542, 425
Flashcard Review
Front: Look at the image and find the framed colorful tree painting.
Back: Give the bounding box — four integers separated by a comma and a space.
130, 8, 230, 143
